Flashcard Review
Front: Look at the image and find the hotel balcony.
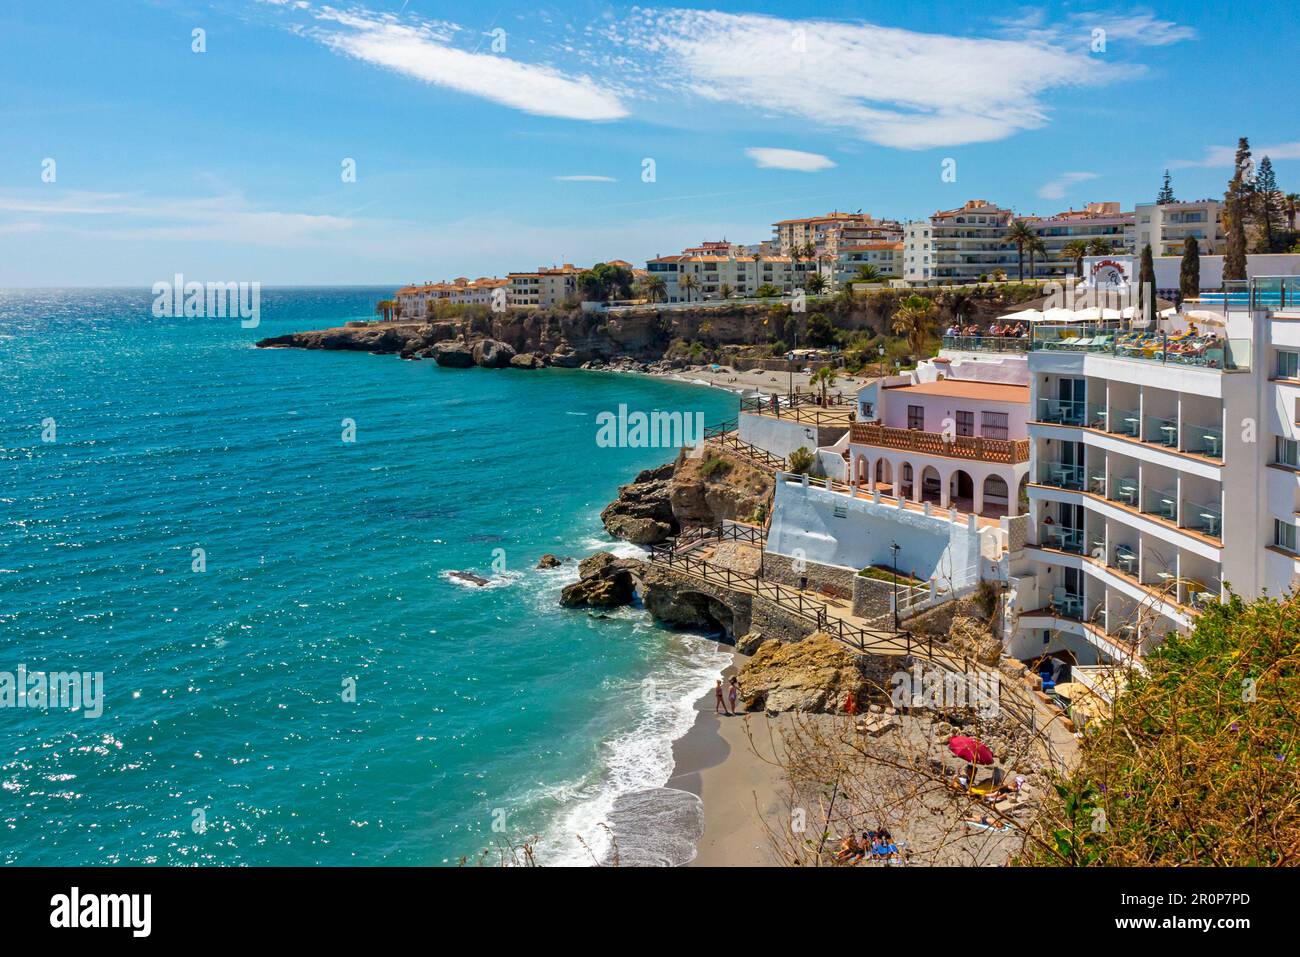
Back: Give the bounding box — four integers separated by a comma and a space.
1033, 391, 1225, 464
941, 335, 1030, 354
1029, 324, 1251, 371
850, 420, 1030, 464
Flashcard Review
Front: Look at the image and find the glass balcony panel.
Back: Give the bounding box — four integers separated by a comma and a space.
1183, 422, 1223, 459
1144, 414, 1178, 447
1183, 500, 1222, 540
1142, 486, 1178, 522
1039, 462, 1086, 490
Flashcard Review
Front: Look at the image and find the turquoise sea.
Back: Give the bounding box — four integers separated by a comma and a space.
0, 288, 737, 865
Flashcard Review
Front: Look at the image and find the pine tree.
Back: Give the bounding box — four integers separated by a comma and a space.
1156, 169, 1176, 205
1254, 156, 1284, 253
1138, 243, 1157, 322
1180, 236, 1200, 300
1222, 137, 1253, 281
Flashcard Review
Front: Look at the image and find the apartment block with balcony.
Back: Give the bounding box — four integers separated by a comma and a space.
394, 276, 509, 317
506, 264, 582, 308
1134, 199, 1225, 257
1012, 280, 1300, 668
904, 200, 1017, 284
835, 242, 903, 285
644, 252, 817, 302
772, 211, 902, 258
1023, 202, 1135, 279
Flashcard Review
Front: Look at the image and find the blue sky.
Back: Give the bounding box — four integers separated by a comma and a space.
1, 0, 1297, 286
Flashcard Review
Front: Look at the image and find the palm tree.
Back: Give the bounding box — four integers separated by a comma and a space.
719, 283, 734, 299
1027, 237, 1047, 280
819, 252, 835, 291
1086, 237, 1113, 256
853, 263, 882, 283
639, 275, 667, 303
375, 299, 394, 322
805, 273, 828, 295
1003, 220, 1036, 281
751, 253, 762, 297
1062, 239, 1089, 278
680, 274, 699, 304
892, 294, 936, 358
810, 365, 838, 404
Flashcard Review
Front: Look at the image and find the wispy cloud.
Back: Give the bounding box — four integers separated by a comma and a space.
744, 147, 835, 172
599, 9, 1193, 149
1169, 142, 1300, 169
283, 4, 627, 121
0, 189, 353, 246
1037, 171, 1099, 200
553, 175, 618, 182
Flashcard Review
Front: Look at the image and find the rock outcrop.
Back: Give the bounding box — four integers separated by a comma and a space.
472, 338, 516, 368
510, 352, 547, 370
536, 553, 565, 569
636, 562, 737, 635
600, 463, 678, 545
738, 631, 869, 714
559, 552, 643, 608
431, 340, 475, 368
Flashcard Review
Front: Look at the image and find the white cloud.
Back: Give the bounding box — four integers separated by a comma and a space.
553, 175, 618, 182
1169, 142, 1300, 169
599, 9, 1191, 149
744, 147, 836, 172
1037, 171, 1100, 200
297, 5, 627, 121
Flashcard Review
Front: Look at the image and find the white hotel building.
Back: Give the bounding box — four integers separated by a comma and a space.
1012, 276, 1300, 668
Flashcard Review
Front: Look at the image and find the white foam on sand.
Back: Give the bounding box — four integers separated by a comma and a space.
533, 627, 731, 866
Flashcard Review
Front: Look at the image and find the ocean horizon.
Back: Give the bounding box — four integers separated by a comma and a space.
0, 287, 737, 866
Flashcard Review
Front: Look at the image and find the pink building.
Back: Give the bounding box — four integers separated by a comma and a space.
845, 355, 1032, 517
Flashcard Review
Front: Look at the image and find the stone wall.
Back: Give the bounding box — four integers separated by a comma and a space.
851, 575, 894, 620
760, 551, 857, 598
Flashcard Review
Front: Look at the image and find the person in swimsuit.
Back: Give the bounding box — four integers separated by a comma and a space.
727, 676, 740, 714
714, 680, 726, 715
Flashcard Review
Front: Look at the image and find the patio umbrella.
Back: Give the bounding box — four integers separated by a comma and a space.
948, 736, 995, 765
999, 308, 1042, 323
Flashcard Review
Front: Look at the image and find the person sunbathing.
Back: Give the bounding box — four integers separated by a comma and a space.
835, 834, 864, 863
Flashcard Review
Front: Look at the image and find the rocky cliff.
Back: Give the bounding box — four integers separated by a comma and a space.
600, 451, 771, 546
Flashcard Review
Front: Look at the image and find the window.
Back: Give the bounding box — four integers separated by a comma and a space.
1277, 350, 1300, 380
860, 401, 874, 420
982, 411, 1009, 440
1275, 519, 1298, 554
1278, 437, 1300, 469
956, 410, 974, 437
907, 405, 925, 431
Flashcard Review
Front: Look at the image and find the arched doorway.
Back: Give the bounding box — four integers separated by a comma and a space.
875, 458, 893, 494
983, 474, 1009, 517
900, 462, 914, 500
920, 465, 943, 504
949, 469, 975, 510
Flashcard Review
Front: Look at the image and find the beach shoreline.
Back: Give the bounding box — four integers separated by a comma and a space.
661, 646, 789, 867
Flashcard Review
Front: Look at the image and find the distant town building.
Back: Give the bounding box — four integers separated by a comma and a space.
394, 277, 509, 316
506, 264, 583, 308
1134, 199, 1225, 257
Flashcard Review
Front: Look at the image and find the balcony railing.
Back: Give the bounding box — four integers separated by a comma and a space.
941, 335, 1030, 353
1030, 325, 1250, 370
1039, 461, 1086, 491
1042, 525, 1084, 554
1037, 397, 1087, 426
1106, 406, 1140, 438
1182, 422, 1224, 459
1182, 500, 1222, 540
1142, 487, 1178, 523
1108, 475, 1139, 508
1144, 414, 1179, 448
850, 420, 1030, 463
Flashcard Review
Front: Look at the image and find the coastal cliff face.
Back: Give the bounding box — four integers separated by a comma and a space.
600, 452, 771, 546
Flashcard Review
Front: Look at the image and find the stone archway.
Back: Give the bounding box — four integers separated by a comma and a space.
920, 465, 943, 505
983, 474, 1009, 517
949, 469, 975, 511
900, 462, 914, 500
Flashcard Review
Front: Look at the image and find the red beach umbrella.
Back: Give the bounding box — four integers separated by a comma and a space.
948, 736, 995, 766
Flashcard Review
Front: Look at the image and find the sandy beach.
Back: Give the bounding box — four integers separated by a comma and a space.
609, 361, 879, 401
663, 649, 789, 867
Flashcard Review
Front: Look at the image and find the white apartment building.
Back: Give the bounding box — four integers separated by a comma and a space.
644, 252, 816, 302
904, 200, 1017, 284
835, 242, 904, 285
1134, 199, 1225, 257
394, 277, 509, 316
1010, 276, 1300, 669
1024, 203, 1135, 279
772, 211, 902, 257
506, 264, 582, 308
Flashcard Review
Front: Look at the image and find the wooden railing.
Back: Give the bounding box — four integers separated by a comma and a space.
850, 421, 1030, 464
740, 393, 856, 429
705, 432, 787, 472
647, 546, 1071, 773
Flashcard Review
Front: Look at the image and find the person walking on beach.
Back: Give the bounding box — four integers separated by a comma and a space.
727, 676, 740, 715
715, 679, 727, 715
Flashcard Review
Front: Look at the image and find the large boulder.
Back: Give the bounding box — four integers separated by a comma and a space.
600, 462, 677, 544
431, 340, 475, 368
738, 632, 869, 714
510, 352, 547, 370
549, 347, 582, 368
473, 338, 516, 368
559, 551, 644, 608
